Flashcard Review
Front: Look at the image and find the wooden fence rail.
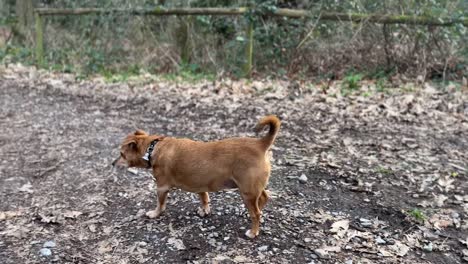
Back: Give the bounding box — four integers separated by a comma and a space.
34, 7, 468, 76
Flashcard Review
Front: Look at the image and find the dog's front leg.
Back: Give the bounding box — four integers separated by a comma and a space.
146, 186, 169, 219
197, 192, 211, 217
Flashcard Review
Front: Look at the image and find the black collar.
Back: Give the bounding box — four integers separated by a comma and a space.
142, 140, 159, 167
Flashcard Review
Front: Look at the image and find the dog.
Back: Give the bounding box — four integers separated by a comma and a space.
112, 115, 280, 238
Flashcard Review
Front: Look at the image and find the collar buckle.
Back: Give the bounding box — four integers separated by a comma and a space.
142, 140, 159, 166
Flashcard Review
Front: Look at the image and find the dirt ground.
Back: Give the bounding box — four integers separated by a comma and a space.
1, 65, 467, 264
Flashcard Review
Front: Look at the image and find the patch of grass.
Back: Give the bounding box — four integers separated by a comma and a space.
0, 45, 34, 65
162, 63, 215, 83
343, 73, 363, 90
376, 166, 393, 175
401, 84, 416, 93
256, 86, 276, 95
103, 65, 141, 83
408, 209, 426, 222
362, 91, 371, 97
366, 67, 395, 80
375, 78, 388, 93
341, 72, 363, 96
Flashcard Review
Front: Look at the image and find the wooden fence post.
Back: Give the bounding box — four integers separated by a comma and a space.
35, 12, 44, 66
243, 19, 254, 78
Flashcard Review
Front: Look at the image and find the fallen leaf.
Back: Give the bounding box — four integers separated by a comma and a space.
437, 176, 455, 192
429, 213, 453, 229
89, 224, 97, 233
459, 237, 468, 248
388, 241, 410, 257
379, 249, 393, 257
103, 226, 113, 235
18, 183, 33, 193
167, 237, 186, 250
233, 255, 249, 262
434, 194, 448, 207
98, 240, 113, 254
0, 211, 22, 220
38, 212, 61, 224
63, 210, 83, 219
330, 219, 349, 238
0, 224, 30, 239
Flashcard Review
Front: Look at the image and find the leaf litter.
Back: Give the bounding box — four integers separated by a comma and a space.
0, 64, 467, 263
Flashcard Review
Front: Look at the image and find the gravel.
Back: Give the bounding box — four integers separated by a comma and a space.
39, 248, 52, 257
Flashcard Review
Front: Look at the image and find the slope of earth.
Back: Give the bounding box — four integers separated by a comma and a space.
0, 65, 467, 264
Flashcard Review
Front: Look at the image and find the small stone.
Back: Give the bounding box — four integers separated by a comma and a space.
313, 249, 330, 259
299, 174, 308, 184
345, 260, 353, 264
304, 238, 312, 243
422, 242, 433, 252
40, 248, 52, 257
138, 241, 147, 247
375, 236, 386, 245
359, 218, 372, 227
43, 241, 56, 248
363, 198, 370, 203
258, 245, 268, 252
127, 168, 139, 175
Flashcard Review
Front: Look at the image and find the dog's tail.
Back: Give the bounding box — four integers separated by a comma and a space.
255, 115, 281, 150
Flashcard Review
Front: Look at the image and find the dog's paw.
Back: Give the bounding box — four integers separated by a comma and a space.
197, 207, 211, 217
245, 229, 258, 239
145, 210, 161, 219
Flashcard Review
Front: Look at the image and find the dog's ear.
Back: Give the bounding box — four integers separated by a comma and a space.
123, 140, 137, 150
134, 129, 148, 136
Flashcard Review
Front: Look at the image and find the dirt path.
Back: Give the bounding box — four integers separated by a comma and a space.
1, 66, 467, 263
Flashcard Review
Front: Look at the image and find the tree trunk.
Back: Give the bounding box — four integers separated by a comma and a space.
16, 0, 34, 30
175, 16, 193, 64
0, 0, 8, 18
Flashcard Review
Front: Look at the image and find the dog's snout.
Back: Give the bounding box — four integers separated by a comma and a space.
111, 157, 120, 167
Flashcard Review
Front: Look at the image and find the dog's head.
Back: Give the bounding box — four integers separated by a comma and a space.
112, 130, 161, 168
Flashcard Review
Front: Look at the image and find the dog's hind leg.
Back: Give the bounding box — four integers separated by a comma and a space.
197, 192, 211, 217
242, 192, 262, 239
257, 190, 269, 210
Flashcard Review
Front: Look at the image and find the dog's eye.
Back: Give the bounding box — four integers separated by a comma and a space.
120, 152, 126, 159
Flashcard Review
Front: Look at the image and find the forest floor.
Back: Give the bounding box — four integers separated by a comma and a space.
1, 65, 467, 264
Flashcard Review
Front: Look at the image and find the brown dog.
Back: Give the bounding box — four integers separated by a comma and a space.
113, 115, 280, 238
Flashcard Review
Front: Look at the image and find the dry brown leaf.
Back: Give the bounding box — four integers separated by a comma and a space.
330, 219, 349, 238
89, 224, 97, 233
429, 213, 453, 229
0, 211, 22, 220
378, 249, 393, 257
97, 240, 113, 254
167, 237, 186, 250
388, 241, 410, 257
18, 183, 33, 193
63, 210, 83, 219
